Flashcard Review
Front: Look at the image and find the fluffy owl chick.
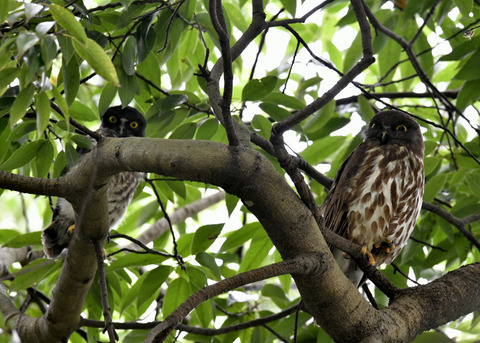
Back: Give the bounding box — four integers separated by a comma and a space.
321, 110, 424, 287
42, 106, 147, 258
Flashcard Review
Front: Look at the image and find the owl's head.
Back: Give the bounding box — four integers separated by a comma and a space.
101, 106, 147, 137
364, 110, 423, 149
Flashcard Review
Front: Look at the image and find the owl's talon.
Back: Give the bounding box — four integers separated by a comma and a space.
67, 225, 75, 235
361, 246, 376, 265
342, 251, 352, 259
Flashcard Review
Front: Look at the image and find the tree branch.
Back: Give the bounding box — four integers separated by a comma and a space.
145, 254, 322, 342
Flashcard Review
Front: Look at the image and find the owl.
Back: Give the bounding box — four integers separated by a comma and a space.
321, 110, 424, 287
42, 106, 147, 258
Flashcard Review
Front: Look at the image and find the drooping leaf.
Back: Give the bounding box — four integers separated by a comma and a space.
122, 35, 137, 76
35, 140, 54, 178
9, 83, 35, 127
162, 277, 190, 317
49, 4, 87, 44
73, 37, 119, 85
191, 224, 224, 255
10, 259, 59, 292
0, 140, 43, 171
242, 76, 278, 102
424, 173, 447, 202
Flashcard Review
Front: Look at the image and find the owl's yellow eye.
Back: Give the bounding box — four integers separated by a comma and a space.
130, 121, 139, 129
396, 124, 407, 131
109, 116, 117, 123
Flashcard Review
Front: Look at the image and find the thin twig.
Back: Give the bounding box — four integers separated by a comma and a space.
409, 236, 447, 252
93, 239, 119, 343
144, 178, 185, 268
108, 233, 177, 258
209, 0, 239, 146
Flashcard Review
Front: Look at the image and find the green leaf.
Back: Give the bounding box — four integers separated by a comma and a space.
99, 82, 118, 116
423, 156, 440, 177
2, 231, 42, 248
262, 284, 289, 307
70, 134, 93, 150
263, 92, 305, 110
301, 135, 346, 165
454, 49, 480, 81
137, 266, 171, 308
108, 254, 167, 270
195, 118, 218, 140
220, 222, 262, 252
251, 114, 272, 138
0, 68, 19, 95
35, 140, 54, 178
225, 193, 239, 217
303, 100, 336, 134
9, 83, 35, 127
73, 37, 119, 85
242, 76, 277, 102
279, 0, 296, 16
424, 173, 447, 202
0, 140, 43, 171
191, 224, 224, 255
10, 259, 59, 292
259, 103, 291, 121
343, 33, 362, 71
51, 85, 70, 129
70, 101, 98, 122
65, 142, 78, 168
456, 79, 480, 111
35, 92, 51, 136
169, 122, 196, 139
195, 252, 221, 279
63, 55, 80, 106
118, 71, 138, 107
465, 172, 480, 195
239, 234, 272, 272
357, 95, 375, 121
120, 265, 171, 314
49, 4, 87, 44
162, 94, 188, 110
165, 180, 186, 199
453, 0, 473, 17
53, 150, 66, 178
40, 35, 57, 69
16, 32, 39, 57
122, 35, 137, 76
162, 277, 190, 317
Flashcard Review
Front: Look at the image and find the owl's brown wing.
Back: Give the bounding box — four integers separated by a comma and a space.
321, 141, 371, 240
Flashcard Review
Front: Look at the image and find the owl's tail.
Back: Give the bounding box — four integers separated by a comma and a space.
41, 222, 70, 258
333, 249, 365, 288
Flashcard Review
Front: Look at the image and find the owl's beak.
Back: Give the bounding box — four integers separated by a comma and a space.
381, 129, 389, 144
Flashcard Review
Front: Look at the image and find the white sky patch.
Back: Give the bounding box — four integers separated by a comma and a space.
332, 26, 358, 51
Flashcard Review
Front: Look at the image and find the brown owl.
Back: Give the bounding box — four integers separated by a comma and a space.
41, 106, 147, 258
321, 110, 424, 286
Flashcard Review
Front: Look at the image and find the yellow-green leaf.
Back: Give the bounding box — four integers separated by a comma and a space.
49, 4, 87, 44
9, 83, 35, 127
73, 37, 119, 86
0, 140, 43, 171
